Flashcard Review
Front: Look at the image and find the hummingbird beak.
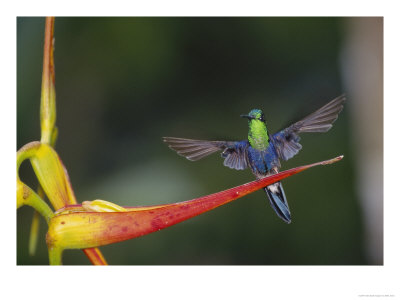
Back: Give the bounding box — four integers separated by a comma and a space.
240, 114, 252, 120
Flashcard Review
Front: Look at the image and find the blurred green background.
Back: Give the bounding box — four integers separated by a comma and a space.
17, 17, 383, 265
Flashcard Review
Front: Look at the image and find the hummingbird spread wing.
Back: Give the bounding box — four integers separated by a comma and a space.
271, 94, 346, 161
162, 137, 249, 170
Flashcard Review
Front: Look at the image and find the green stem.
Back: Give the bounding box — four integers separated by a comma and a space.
16, 141, 41, 171
17, 141, 53, 222
48, 245, 62, 265
29, 210, 40, 256
17, 181, 54, 224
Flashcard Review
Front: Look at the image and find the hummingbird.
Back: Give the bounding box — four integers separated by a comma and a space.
163, 95, 345, 224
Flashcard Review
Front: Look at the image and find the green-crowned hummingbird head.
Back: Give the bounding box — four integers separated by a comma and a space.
240, 109, 266, 123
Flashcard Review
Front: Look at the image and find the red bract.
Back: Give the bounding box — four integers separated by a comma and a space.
46, 155, 343, 264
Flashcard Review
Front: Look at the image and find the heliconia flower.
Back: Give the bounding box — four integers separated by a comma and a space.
28, 16, 106, 264
43, 154, 343, 264
19, 16, 106, 265
17, 137, 342, 265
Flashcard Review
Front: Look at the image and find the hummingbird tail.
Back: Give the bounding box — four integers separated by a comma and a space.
264, 182, 291, 224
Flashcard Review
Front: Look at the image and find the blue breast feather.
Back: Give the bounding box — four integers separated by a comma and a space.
247, 142, 280, 175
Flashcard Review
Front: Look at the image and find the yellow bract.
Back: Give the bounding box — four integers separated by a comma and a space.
17, 142, 77, 210
82, 200, 128, 212
30, 143, 77, 208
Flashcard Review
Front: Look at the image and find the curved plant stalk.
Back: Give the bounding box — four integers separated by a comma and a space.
17, 180, 54, 223
46, 155, 343, 265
